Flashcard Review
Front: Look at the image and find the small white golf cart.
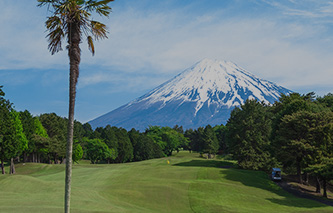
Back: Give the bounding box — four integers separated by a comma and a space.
271, 168, 282, 181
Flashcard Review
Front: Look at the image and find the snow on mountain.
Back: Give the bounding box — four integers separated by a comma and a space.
89, 58, 292, 130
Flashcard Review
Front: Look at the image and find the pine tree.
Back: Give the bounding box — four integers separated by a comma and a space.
202, 125, 219, 158
226, 99, 273, 170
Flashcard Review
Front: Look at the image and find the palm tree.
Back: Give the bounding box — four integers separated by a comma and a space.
37, 1, 113, 212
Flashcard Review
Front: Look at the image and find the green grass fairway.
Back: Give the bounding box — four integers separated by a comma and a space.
0, 152, 332, 213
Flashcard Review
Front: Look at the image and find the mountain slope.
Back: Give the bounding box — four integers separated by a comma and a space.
89, 59, 292, 130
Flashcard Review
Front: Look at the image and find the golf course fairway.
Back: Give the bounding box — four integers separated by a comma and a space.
0, 152, 332, 213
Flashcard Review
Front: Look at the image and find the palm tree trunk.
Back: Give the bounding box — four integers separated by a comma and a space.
65, 19, 81, 213
65, 71, 75, 213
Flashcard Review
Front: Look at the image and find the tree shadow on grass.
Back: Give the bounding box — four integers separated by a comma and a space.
173, 159, 236, 168
265, 197, 327, 208
219, 168, 329, 209
174, 159, 330, 209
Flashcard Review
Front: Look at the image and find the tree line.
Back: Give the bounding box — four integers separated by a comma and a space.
1, 85, 332, 196
0, 86, 191, 173
223, 92, 333, 197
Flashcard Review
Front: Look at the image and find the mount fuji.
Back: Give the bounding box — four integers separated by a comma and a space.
89, 59, 292, 130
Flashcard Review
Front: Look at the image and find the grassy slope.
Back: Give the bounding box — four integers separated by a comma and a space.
0, 152, 332, 213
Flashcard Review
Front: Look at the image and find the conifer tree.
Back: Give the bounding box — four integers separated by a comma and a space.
202, 125, 219, 158
226, 99, 273, 170
0, 86, 14, 174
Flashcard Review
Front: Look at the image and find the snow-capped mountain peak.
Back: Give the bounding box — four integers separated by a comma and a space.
130, 58, 287, 116
90, 59, 292, 130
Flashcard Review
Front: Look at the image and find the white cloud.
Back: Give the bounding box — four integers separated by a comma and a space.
319, 2, 333, 15
1, 0, 333, 96
81, 9, 333, 93
262, 0, 333, 18
0, 1, 68, 70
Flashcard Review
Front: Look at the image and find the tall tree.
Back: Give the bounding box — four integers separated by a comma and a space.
271, 92, 326, 144
202, 125, 219, 158
82, 122, 93, 138
189, 127, 205, 152
306, 158, 333, 198
31, 118, 50, 163
0, 90, 26, 175
0, 86, 14, 174
184, 128, 194, 152
40, 113, 67, 163
19, 110, 35, 162
10, 110, 28, 174
304, 111, 333, 196
114, 128, 133, 163
213, 125, 227, 153
276, 111, 319, 183
226, 99, 273, 171
38, 1, 113, 212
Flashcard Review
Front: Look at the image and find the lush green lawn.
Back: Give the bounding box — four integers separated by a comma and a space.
0, 152, 332, 213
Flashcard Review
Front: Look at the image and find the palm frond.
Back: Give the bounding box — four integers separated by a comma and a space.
90, 21, 108, 40
80, 10, 91, 20
45, 16, 65, 55
39, 0, 112, 55
96, 5, 112, 16
37, 0, 59, 7
87, 36, 95, 55
85, 0, 113, 16
46, 16, 62, 30
47, 30, 64, 54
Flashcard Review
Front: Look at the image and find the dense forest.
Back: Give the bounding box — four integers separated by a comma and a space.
1, 85, 332, 197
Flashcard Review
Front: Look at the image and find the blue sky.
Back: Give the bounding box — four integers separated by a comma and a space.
1, 0, 333, 123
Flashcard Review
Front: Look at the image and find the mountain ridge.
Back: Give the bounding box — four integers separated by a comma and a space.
89, 59, 292, 130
